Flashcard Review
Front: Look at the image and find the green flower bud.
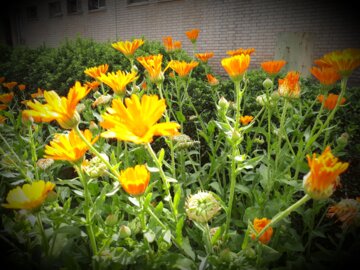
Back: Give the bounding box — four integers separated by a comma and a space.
185, 191, 221, 223
263, 78, 273, 89
105, 214, 118, 226
119, 225, 132, 238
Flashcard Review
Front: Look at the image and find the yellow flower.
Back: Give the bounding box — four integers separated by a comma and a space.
278, 71, 301, 98
261, 60, 287, 76
98, 70, 138, 95
3, 82, 17, 91
251, 218, 273, 244
22, 81, 90, 129
0, 92, 14, 104
44, 129, 98, 162
221, 54, 250, 82
240, 115, 253, 125
167, 60, 199, 78
84, 64, 109, 79
2, 180, 55, 210
185, 29, 200, 44
303, 146, 349, 200
112, 39, 144, 58
137, 54, 164, 84
118, 165, 150, 196
227, 48, 255, 56
100, 94, 180, 144
195, 52, 214, 63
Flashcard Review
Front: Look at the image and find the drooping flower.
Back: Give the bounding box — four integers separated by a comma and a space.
118, 164, 150, 196
251, 218, 273, 244
167, 60, 199, 78
0, 92, 14, 104
185, 29, 200, 44
18, 84, 26, 91
206, 74, 219, 86
163, 36, 182, 51
240, 115, 254, 125
195, 52, 214, 63
137, 54, 165, 84
303, 146, 349, 200
112, 39, 144, 58
31, 88, 44, 99
2, 180, 55, 210
314, 48, 360, 77
22, 81, 91, 129
327, 198, 360, 230
98, 70, 138, 95
261, 60, 287, 76
84, 64, 109, 80
227, 48, 255, 56
317, 94, 346, 110
310, 66, 341, 86
44, 129, 98, 162
278, 71, 301, 98
221, 54, 251, 82
185, 191, 221, 223
100, 94, 180, 144
3, 82, 17, 91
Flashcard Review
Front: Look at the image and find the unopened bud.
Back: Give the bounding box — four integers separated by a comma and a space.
263, 78, 273, 89
119, 225, 132, 238
76, 103, 86, 113
218, 96, 229, 112
105, 214, 118, 226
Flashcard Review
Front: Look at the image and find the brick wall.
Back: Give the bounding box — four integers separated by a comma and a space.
7, 0, 360, 83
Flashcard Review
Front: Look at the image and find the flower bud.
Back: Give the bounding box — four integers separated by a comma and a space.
337, 132, 349, 146
262, 78, 273, 89
185, 191, 221, 223
82, 154, 109, 178
218, 96, 229, 112
76, 103, 86, 113
105, 214, 118, 226
119, 225, 132, 238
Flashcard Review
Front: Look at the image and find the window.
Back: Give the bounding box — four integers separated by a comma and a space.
26, 6, 38, 21
127, 0, 149, 4
67, 0, 82, 14
49, 1, 62, 17
88, 0, 106, 11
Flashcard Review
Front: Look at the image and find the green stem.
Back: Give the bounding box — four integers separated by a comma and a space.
275, 98, 289, 171
36, 212, 49, 256
28, 124, 40, 180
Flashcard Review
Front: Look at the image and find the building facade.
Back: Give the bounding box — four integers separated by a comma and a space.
3, 0, 360, 80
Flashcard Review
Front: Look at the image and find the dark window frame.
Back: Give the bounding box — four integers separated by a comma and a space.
49, 1, 63, 18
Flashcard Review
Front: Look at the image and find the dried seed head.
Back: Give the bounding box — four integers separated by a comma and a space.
185, 191, 221, 223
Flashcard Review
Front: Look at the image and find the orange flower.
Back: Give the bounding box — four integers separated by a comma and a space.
137, 54, 164, 84
3, 82, 17, 91
167, 60, 199, 78
261, 60, 286, 76
227, 48, 255, 56
310, 66, 340, 86
195, 52, 214, 63
44, 129, 98, 162
18, 84, 26, 91
174, 41, 182, 50
100, 94, 180, 144
240, 115, 253, 125
221, 54, 251, 82
304, 146, 349, 200
278, 71, 301, 98
163, 36, 182, 51
112, 39, 144, 58
98, 70, 138, 95
22, 81, 90, 129
0, 92, 14, 104
0, 104, 8, 110
251, 218, 273, 244
85, 81, 100, 91
1, 180, 55, 210
315, 48, 360, 77
317, 94, 346, 110
327, 198, 360, 230
84, 64, 109, 80
185, 29, 200, 44
206, 74, 219, 86
118, 165, 150, 196
141, 81, 147, 90
31, 88, 44, 99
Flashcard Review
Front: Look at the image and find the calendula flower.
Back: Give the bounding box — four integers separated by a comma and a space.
85, 81, 100, 91
0, 92, 14, 104
112, 39, 144, 58
261, 60, 287, 76
31, 88, 44, 99
18, 84, 26, 91
227, 48, 255, 56
118, 165, 150, 196
251, 218, 273, 244
315, 48, 360, 77
141, 81, 147, 90
167, 60, 199, 78
327, 198, 360, 230
317, 94, 346, 110
221, 54, 251, 82
22, 81, 90, 129
206, 74, 219, 86
101, 94, 180, 144
84, 64, 109, 80
185, 29, 200, 44
195, 52, 214, 63
163, 36, 182, 51
303, 146, 349, 200
137, 54, 165, 84
92, 94, 112, 108
310, 66, 341, 86
240, 115, 253, 125
185, 191, 221, 223
174, 41, 182, 50
0, 104, 7, 110
44, 129, 98, 162
2, 180, 55, 210
278, 71, 301, 98
3, 82, 17, 91
98, 70, 138, 95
